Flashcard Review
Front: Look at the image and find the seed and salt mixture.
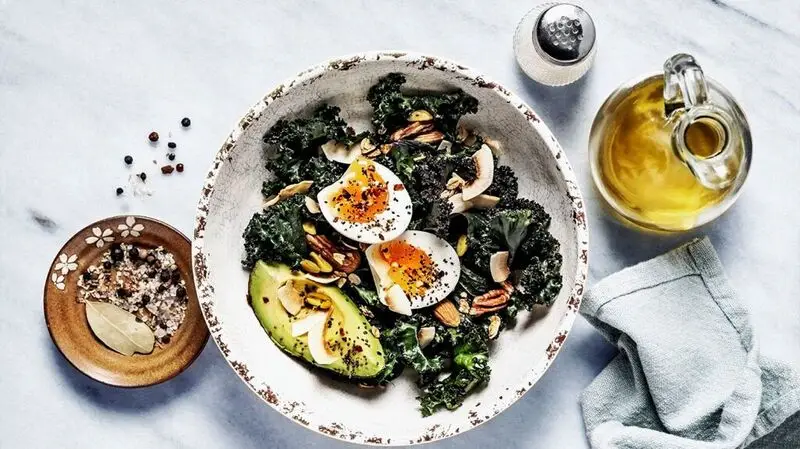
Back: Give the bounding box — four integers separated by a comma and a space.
77, 242, 188, 345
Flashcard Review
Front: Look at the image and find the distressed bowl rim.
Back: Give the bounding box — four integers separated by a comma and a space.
192, 51, 589, 446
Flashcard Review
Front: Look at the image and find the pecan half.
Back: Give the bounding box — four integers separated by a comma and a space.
390, 122, 434, 141
433, 300, 461, 327
305, 234, 361, 273
470, 288, 511, 317
414, 131, 445, 144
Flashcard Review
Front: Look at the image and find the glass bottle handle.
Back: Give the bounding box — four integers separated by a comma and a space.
663, 54, 740, 190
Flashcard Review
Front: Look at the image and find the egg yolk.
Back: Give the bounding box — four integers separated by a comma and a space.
330, 159, 389, 223
380, 240, 436, 298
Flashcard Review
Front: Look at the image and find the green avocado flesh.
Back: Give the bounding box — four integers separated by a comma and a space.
249, 261, 386, 379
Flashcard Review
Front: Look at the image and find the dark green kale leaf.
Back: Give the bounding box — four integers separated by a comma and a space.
461, 211, 502, 276
418, 322, 491, 416
382, 320, 443, 376
264, 104, 356, 158
484, 165, 519, 207
418, 197, 453, 239
300, 156, 346, 195
242, 195, 307, 269
459, 265, 490, 297
367, 74, 478, 141
452, 153, 477, 183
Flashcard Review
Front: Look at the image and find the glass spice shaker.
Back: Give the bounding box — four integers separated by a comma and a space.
513, 3, 597, 86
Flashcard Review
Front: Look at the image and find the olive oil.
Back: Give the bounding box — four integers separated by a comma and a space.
592, 78, 731, 230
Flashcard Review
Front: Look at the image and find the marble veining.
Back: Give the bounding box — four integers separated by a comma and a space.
1, 1, 798, 448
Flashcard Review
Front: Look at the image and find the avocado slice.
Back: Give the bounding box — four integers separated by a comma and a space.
249, 261, 386, 379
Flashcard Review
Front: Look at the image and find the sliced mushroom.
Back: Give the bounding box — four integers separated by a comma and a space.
291, 310, 326, 337
417, 326, 436, 348
471, 194, 500, 209
263, 180, 314, 208
306, 312, 339, 365
448, 193, 500, 214
277, 281, 303, 316
489, 251, 511, 282
461, 145, 494, 200
302, 273, 341, 285
321, 139, 360, 164
304, 196, 321, 214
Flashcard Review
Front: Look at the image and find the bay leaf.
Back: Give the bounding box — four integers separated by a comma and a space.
85, 301, 155, 356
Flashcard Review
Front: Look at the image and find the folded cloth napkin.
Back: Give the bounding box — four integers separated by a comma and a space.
580, 237, 800, 449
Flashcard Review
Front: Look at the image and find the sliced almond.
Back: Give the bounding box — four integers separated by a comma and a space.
417, 326, 436, 348
304, 196, 321, 214
277, 281, 304, 316
384, 284, 412, 316
462, 145, 494, 200
490, 251, 511, 282
360, 137, 377, 154
488, 315, 501, 340
264, 180, 314, 208
321, 139, 360, 164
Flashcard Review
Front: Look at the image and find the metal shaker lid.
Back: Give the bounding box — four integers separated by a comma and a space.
534, 3, 595, 65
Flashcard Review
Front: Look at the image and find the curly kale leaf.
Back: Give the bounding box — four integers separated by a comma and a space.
418, 322, 491, 416
242, 196, 307, 269
383, 321, 444, 376
461, 211, 502, 276
484, 165, 519, 207
264, 104, 357, 158
390, 140, 456, 239
459, 265, 490, 297
368, 73, 478, 141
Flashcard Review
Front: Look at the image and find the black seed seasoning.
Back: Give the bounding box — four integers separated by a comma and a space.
170, 270, 181, 283
159, 270, 171, 282
176, 286, 187, 298
181, 117, 191, 127
168, 153, 176, 161
103, 260, 112, 270
139, 172, 147, 182
124, 155, 133, 165
116, 187, 124, 196
148, 131, 159, 142
167, 142, 176, 149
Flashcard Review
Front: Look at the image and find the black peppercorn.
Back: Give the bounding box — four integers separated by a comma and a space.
160, 270, 171, 282
181, 117, 191, 127
167, 142, 176, 149
140, 294, 151, 305
128, 247, 140, 260
148, 131, 159, 142
176, 163, 184, 173
116, 288, 130, 298
156, 284, 167, 293
103, 260, 112, 270
146, 254, 156, 265
124, 155, 133, 165
176, 286, 187, 298
116, 187, 124, 196
82, 272, 93, 282
168, 153, 176, 161
161, 335, 171, 344
147, 270, 157, 278
111, 249, 124, 262
170, 270, 181, 283
139, 172, 147, 181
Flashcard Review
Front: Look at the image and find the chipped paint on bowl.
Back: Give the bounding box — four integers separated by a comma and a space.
192, 52, 588, 445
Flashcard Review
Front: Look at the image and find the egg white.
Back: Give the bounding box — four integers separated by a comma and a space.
365, 230, 461, 311
317, 159, 413, 244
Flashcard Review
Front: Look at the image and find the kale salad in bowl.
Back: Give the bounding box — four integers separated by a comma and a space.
193, 53, 588, 445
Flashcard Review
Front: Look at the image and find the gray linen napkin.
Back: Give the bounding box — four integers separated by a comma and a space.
580, 237, 800, 449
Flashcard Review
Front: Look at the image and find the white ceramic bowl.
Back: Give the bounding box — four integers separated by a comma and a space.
193, 52, 588, 445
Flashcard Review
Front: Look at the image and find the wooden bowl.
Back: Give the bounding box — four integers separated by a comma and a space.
44, 215, 209, 387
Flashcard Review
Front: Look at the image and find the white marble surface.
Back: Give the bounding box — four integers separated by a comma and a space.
1, 1, 799, 447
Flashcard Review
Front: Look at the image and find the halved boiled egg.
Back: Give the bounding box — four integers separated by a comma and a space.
318, 158, 413, 244
365, 230, 461, 314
